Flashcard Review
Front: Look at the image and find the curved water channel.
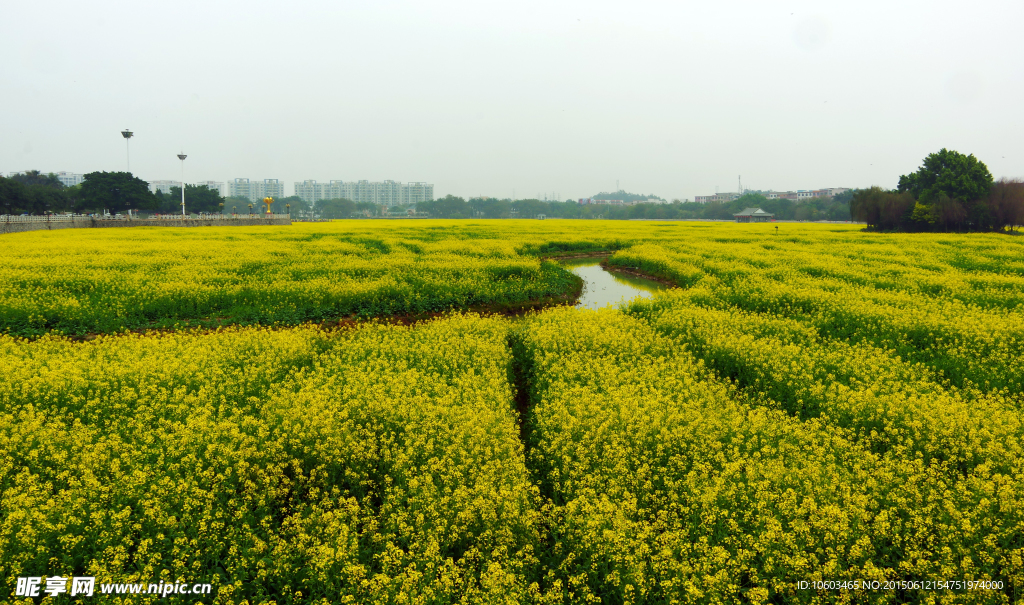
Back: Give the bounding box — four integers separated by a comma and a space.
560, 257, 668, 310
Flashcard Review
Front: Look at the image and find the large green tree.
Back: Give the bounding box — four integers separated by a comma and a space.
79, 171, 157, 213
897, 148, 993, 205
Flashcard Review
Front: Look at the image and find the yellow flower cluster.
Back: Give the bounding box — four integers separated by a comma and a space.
3, 220, 1024, 602
0, 316, 539, 603
520, 307, 1022, 603
0, 222, 582, 336
608, 228, 1024, 393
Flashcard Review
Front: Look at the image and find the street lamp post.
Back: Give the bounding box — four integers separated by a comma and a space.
177, 153, 187, 216
286, 203, 290, 219
121, 129, 133, 172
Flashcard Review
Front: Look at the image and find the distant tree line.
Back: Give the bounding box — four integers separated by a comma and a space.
312, 198, 380, 219
346, 192, 853, 221
0, 171, 231, 215
850, 149, 1024, 232
592, 190, 666, 203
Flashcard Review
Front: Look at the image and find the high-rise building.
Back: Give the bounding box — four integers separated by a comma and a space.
149, 180, 178, 195
294, 179, 434, 206
230, 178, 284, 202
193, 181, 227, 196
294, 180, 326, 203
229, 178, 251, 200
54, 171, 85, 187
8, 171, 84, 187
402, 182, 434, 205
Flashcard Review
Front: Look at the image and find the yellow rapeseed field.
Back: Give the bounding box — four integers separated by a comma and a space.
1, 316, 539, 603
1, 220, 1022, 603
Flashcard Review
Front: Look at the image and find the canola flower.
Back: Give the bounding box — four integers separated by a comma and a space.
0, 222, 583, 336
3, 220, 1024, 603
607, 231, 1024, 394
520, 307, 1021, 604
0, 316, 539, 604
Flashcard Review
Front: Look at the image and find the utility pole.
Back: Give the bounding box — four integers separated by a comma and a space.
177, 153, 187, 216
121, 129, 133, 172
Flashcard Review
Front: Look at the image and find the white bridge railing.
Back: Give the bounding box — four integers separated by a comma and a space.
2, 214, 291, 223
147, 214, 292, 220
1, 215, 75, 223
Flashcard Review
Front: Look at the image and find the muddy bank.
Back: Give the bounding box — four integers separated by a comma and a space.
598, 261, 680, 289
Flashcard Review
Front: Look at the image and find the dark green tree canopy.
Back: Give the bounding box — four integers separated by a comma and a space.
850, 187, 916, 230
427, 195, 470, 218
271, 195, 307, 214
80, 171, 157, 212
0, 175, 77, 214
225, 196, 252, 213
898, 148, 993, 204
316, 198, 356, 219
0, 177, 31, 214
9, 170, 65, 189
156, 185, 226, 213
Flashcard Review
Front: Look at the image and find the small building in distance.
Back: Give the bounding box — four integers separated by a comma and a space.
695, 192, 742, 204
698, 188, 850, 203
733, 208, 775, 223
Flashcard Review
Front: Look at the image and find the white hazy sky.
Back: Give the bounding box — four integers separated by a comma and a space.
2, 0, 1022, 201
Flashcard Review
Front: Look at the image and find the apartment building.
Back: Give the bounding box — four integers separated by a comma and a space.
401, 182, 434, 205
193, 181, 227, 196
294, 179, 434, 207
229, 178, 285, 202
54, 171, 85, 187
149, 180, 178, 195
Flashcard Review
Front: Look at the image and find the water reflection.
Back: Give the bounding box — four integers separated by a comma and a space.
561, 258, 666, 310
